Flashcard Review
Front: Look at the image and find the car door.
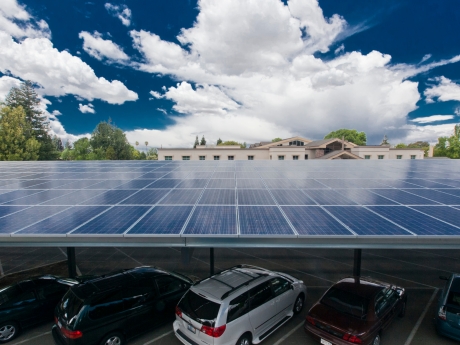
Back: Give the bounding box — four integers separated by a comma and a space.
374, 288, 398, 330
34, 279, 70, 319
247, 281, 277, 339
444, 278, 460, 332
1, 282, 42, 328
153, 275, 189, 324
270, 277, 294, 321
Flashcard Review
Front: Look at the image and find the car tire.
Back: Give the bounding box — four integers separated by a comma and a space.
0, 322, 19, 343
235, 333, 252, 345
372, 333, 381, 345
293, 293, 305, 314
399, 298, 407, 318
100, 332, 125, 345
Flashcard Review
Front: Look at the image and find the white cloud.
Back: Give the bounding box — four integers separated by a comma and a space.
420, 54, 432, 63
334, 44, 344, 55
0, 75, 22, 100
51, 110, 62, 116
401, 124, 458, 144
78, 103, 95, 114
149, 90, 164, 99
0, 0, 50, 39
105, 3, 131, 26
0, 32, 138, 104
411, 115, 455, 123
79, 31, 129, 62
424, 76, 460, 103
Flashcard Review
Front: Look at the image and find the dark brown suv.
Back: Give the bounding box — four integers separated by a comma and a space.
304, 277, 406, 345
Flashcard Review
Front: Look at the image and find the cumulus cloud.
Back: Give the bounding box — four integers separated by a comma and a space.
0, 0, 50, 39
105, 3, 131, 26
0, 32, 138, 104
400, 124, 457, 144
79, 31, 129, 62
78, 103, 95, 113
411, 115, 455, 123
424, 76, 460, 103
149, 90, 164, 99
0, 75, 22, 99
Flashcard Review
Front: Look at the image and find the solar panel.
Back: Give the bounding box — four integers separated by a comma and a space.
303, 190, 357, 205
0, 206, 28, 218
336, 189, 398, 205
239, 206, 294, 235
0, 206, 69, 234
120, 190, 171, 205
237, 179, 266, 188
177, 179, 209, 188
41, 190, 107, 205
127, 206, 193, 235
71, 206, 150, 235
369, 189, 439, 205
402, 189, 460, 205
400, 179, 453, 188
206, 179, 236, 188
282, 206, 351, 235
199, 189, 236, 205
158, 189, 203, 205
146, 179, 183, 188
0, 190, 44, 204
237, 189, 275, 205
292, 179, 328, 189
411, 206, 460, 227
270, 190, 316, 205
53, 180, 105, 189
3, 190, 76, 205
183, 206, 237, 235
114, 179, 155, 189
81, 190, 138, 205
426, 179, 460, 188
212, 172, 235, 179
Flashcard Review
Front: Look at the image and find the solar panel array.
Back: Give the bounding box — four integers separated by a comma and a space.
1, 160, 460, 244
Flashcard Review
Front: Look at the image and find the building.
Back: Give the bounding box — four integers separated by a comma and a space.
158, 136, 425, 160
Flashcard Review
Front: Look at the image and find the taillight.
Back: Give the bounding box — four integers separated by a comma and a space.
200, 324, 226, 338
438, 305, 447, 321
306, 315, 316, 326
343, 333, 362, 344
54, 316, 58, 324
175, 306, 182, 318
61, 328, 83, 339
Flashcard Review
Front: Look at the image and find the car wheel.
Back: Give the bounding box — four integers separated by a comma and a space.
399, 299, 407, 318
372, 334, 381, 345
293, 294, 305, 314
0, 322, 19, 343
100, 332, 125, 345
235, 333, 252, 345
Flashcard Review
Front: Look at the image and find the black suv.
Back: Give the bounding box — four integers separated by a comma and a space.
52, 266, 192, 345
0, 275, 79, 343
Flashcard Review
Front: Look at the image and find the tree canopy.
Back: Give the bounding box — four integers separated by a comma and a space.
395, 141, 430, 157
272, 138, 282, 142
218, 140, 246, 148
434, 125, 460, 158
324, 129, 367, 146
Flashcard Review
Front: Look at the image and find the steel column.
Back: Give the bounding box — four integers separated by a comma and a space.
353, 249, 362, 277
67, 247, 77, 279
210, 248, 215, 276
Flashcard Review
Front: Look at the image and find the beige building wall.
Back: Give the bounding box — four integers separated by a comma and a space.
158, 148, 270, 161
350, 146, 390, 159
389, 149, 424, 159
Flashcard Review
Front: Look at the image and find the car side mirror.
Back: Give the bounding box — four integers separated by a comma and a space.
290, 284, 295, 290
440, 276, 449, 281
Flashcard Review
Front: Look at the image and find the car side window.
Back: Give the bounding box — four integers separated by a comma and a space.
270, 277, 290, 297
0, 290, 36, 308
227, 292, 250, 323
374, 288, 395, 317
155, 276, 183, 296
248, 281, 273, 311
89, 290, 124, 320
123, 279, 156, 310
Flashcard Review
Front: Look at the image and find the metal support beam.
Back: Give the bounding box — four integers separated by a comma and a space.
353, 249, 362, 277
67, 247, 77, 279
210, 248, 214, 276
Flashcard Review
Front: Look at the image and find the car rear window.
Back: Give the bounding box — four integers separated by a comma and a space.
59, 290, 84, 327
178, 290, 220, 327
321, 287, 369, 320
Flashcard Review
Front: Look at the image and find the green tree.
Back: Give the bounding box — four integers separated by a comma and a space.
90, 120, 133, 160
434, 125, 460, 158
200, 135, 206, 145
324, 129, 367, 146
52, 136, 64, 152
5, 81, 58, 160
395, 141, 430, 157
0, 106, 40, 161
395, 143, 407, 148
272, 138, 282, 142
193, 135, 199, 148
72, 137, 92, 160
216, 138, 222, 145
146, 148, 158, 160
218, 140, 246, 148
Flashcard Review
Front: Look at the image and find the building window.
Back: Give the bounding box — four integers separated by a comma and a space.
182, 156, 190, 160
289, 140, 305, 146
278, 156, 285, 160
364, 155, 371, 159
228, 156, 234, 160
305, 154, 308, 160
293, 155, 299, 160
199, 156, 205, 160
411, 155, 416, 159
396, 155, 402, 159
378, 155, 384, 159
270, 155, 272, 160
248, 156, 254, 160
165, 156, 172, 160
213, 156, 220, 160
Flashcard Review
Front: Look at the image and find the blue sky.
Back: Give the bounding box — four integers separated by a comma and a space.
0, 0, 459, 148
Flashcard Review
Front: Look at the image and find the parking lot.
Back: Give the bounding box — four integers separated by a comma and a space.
1, 246, 458, 345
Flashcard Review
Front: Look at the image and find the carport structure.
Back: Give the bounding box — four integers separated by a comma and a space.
1, 160, 460, 278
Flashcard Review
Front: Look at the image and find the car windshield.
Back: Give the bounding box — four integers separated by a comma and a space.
59, 290, 84, 327
0, 285, 21, 306
321, 287, 369, 320
178, 290, 220, 327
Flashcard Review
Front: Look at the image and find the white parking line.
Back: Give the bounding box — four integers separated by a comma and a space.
272, 321, 304, 345
403, 288, 439, 345
142, 330, 174, 344
11, 331, 51, 345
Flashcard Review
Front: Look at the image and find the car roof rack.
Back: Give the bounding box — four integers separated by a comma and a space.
193, 264, 268, 287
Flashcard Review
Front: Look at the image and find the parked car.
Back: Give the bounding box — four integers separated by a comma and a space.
174, 264, 307, 345
0, 275, 79, 343
304, 277, 406, 345
436, 274, 460, 341
52, 266, 192, 345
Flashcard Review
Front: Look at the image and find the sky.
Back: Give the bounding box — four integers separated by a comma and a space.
0, 0, 459, 148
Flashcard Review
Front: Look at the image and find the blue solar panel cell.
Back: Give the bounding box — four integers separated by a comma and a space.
238, 189, 275, 205
198, 189, 236, 205
53, 180, 104, 189
184, 206, 237, 235
0, 206, 28, 218
368, 206, 460, 235
146, 179, 183, 188
369, 189, 439, 205
438, 189, 460, 198
41, 190, 106, 206
0, 190, 43, 204
379, 180, 421, 188
177, 179, 209, 188
81, 190, 137, 205
302, 190, 357, 205
236, 172, 261, 179
115, 180, 155, 189
212, 172, 235, 179
237, 179, 266, 188
336, 190, 398, 205
282, 206, 351, 235
402, 189, 460, 205
206, 179, 236, 188
271, 190, 316, 205
16, 206, 108, 235
127, 206, 193, 234
140, 172, 168, 179
401, 179, 453, 188
326, 206, 411, 235
427, 179, 460, 188
0, 206, 69, 234
159, 189, 203, 205
317, 179, 389, 189
85, 180, 127, 189
239, 206, 294, 235
71, 206, 150, 234
292, 180, 328, 189
3, 190, 76, 205
263, 179, 298, 189
120, 190, 171, 205
412, 206, 460, 227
